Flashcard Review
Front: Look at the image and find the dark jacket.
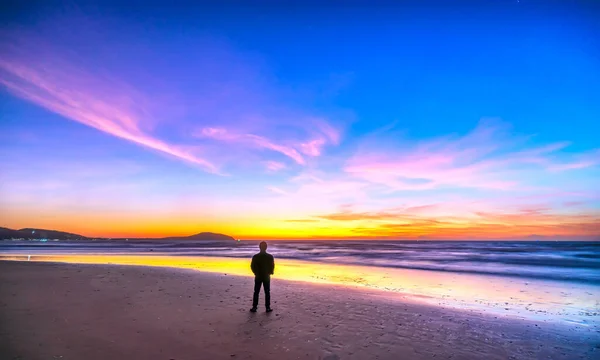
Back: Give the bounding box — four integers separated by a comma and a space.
251, 252, 275, 279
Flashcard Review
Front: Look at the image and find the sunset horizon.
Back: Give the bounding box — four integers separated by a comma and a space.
2, 223, 599, 241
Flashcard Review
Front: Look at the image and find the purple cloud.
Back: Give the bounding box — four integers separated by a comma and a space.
197, 119, 341, 166
0, 39, 221, 174
265, 161, 286, 172
345, 120, 599, 191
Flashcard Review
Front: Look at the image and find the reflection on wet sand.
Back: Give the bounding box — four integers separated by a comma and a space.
1, 253, 598, 326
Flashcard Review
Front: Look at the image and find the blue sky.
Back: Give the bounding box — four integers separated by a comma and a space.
1, 0, 599, 239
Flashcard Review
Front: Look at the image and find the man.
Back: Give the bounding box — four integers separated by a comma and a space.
250, 241, 274, 313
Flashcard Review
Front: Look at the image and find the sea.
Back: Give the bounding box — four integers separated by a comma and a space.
1, 240, 598, 283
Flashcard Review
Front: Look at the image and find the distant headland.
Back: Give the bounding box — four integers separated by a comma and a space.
0, 227, 235, 242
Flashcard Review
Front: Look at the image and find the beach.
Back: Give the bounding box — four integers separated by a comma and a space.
1, 261, 598, 360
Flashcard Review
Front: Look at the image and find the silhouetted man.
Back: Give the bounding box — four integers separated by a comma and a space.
250, 241, 274, 313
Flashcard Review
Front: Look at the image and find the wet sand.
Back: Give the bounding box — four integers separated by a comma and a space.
1, 261, 598, 360
2, 253, 598, 325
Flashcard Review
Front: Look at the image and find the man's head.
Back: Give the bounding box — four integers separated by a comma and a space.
259, 241, 268, 252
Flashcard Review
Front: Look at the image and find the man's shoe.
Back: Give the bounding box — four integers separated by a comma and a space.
250, 307, 257, 313
266, 307, 273, 313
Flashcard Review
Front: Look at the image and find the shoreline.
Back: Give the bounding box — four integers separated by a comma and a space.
1, 253, 599, 327
3, 250, 599, 285
2, 261, 599, 359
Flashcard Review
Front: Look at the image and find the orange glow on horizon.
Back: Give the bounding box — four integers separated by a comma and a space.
3, 213, 598, 240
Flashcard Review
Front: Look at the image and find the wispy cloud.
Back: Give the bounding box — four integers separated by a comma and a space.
265, 161, 286, 172
298, 120, 342, 156
317, 210, 399, 221
198, 127, 306, 164
345, 119, 599, 192
196, 118, 341, 166
283, 219, 320, 223
546, 149, 600, 172
317, 206, 600, 239
298, 138, 327, 157
266, 186, 289, 195
0, 32, 345, 176
0, 45, 221, 174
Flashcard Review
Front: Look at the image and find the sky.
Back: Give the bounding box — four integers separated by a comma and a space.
1, 0, 599, 240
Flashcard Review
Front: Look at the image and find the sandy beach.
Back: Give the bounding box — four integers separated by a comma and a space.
1, 261, 598, 360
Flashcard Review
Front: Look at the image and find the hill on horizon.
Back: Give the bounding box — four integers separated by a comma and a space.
0, 227, 235, 241
158, 232, 235, 241
0, 227, 87, 240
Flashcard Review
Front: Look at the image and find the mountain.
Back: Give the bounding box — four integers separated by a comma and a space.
19, 228, 88, 240
0, 227, 88, 240
0, 227, 21, 239
0, 227, 235, 241
159, 232, 236, 241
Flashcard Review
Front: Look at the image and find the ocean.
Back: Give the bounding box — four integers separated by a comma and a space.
1, 240, 598, 284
